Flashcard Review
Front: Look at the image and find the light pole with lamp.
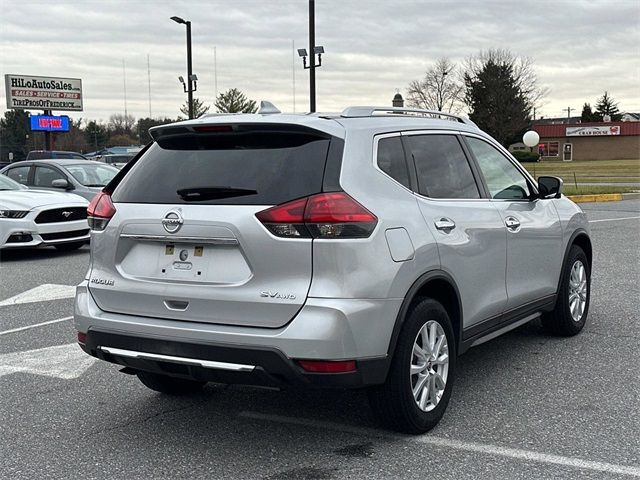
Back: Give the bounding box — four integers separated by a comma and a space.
297, 0, 324, 113
171, 16, 198, 119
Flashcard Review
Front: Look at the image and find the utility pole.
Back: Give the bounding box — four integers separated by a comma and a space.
147, 54, 152, 118
123, 59, 128, 119
292, 39, 296, 113
563, 106, 572, 121
309, 0, 316, 112
213, 46, 218, 103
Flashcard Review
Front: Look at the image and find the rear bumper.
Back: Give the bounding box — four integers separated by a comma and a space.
80, 330, 388, 389
74, 282, 401, 388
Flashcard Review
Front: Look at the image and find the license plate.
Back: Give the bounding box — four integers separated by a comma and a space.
160, 244, 207, 278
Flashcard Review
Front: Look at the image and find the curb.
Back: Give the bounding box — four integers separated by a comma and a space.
567, 193, 623, 203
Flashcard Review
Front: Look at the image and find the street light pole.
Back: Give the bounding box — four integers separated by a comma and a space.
309, 0, 316, 113
171, 16, 195, 119
185, 20, 193, 119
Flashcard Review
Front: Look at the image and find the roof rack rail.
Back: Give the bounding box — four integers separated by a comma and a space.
340, 106, 475, 126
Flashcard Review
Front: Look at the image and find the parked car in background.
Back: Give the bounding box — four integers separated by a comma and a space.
95, 154, 134, 169
0, 174, 89, 251
26, 150, 88, 160
0, 159, 119, 201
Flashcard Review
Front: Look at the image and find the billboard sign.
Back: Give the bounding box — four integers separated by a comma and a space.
30, 115, 70, 132
566, 126, 621, 137
4, 74, 83, 111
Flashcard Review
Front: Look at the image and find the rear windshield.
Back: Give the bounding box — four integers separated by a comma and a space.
111, 128, 332, 205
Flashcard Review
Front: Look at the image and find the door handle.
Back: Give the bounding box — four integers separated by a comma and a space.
505, 216, 521, 230
435, 218, 456, 232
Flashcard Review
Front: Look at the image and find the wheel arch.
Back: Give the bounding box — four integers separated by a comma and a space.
386, 270, 463, 362
558, 229, 592, 292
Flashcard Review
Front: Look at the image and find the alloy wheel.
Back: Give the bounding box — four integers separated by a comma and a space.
410, 320, 449, 412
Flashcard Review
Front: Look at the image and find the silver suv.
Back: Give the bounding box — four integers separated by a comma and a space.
75, 105, 591, 433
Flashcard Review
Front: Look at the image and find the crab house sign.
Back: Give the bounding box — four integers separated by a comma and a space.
566, 126, 620, 137
4, 74, 83, 111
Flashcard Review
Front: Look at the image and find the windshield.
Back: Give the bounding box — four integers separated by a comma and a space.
0, 175, 26, 191
65, 163, 119, 187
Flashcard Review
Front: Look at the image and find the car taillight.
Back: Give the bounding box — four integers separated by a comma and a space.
256, 192, 377, 239
87, 192, 116, 231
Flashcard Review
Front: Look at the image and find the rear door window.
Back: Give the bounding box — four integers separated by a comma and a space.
405, 134, 480, 199
376, 136, 410, 188
112, 127, 333, 205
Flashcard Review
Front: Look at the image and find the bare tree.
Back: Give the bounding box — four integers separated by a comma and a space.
108, 113, 136, 136
406, 58, 464, 113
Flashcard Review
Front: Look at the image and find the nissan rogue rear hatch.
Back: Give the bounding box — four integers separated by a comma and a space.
89, 123, 338, 328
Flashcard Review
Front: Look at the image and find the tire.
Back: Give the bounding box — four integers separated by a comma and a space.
54, 241, 85, 252
137, 371, 206, 395
368, 298, 456, 434
541, 245, 590, 336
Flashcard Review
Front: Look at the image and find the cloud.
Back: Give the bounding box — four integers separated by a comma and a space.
1, 0, 639, 122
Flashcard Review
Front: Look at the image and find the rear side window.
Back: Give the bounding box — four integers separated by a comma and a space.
5, 166, 30, 184
112, 128, 333, 205
376, 136, 410, 188
405, 134, 480, 199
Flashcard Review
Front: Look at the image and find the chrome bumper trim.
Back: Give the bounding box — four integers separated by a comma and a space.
98, 346, 256, 372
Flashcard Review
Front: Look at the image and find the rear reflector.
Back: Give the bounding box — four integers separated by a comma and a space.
297, 359, 357, 373
87, 192, 116, 231
256, 192, 377, 239
77, 331, 87, 345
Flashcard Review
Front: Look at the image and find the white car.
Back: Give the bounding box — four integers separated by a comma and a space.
0, 175, 90, 251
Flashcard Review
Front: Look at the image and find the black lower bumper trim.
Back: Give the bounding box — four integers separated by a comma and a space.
82, 330, 389, 389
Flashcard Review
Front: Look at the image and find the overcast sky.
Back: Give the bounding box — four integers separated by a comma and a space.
1, 0, 639, 123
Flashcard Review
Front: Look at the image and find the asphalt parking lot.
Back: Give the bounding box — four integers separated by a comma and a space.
1, 199, 639, 480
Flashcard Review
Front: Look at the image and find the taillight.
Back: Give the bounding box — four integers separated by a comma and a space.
256, 192, 377, 239
87, 192, 116, 231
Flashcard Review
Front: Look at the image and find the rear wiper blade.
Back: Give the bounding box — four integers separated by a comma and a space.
176, 186, 257, 201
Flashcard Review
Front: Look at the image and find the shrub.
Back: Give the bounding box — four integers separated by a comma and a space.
511, 150, 539, 163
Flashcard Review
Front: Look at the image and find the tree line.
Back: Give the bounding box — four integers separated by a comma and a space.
1, 52, 631, 161
0, 87, 258, 161
407, 48, 626, 146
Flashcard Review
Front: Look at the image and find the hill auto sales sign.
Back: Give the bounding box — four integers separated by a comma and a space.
566, 125, 620, 136
4, 74, 83, 111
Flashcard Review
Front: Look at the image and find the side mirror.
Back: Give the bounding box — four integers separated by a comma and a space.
537, 176, 562, 199
51, 178, 73, 190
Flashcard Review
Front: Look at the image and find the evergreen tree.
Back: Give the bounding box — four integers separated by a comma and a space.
580, 103, 596, 123
136, 117, 175, 144
179, 98, 210, 118
464, 58, 530, 146
215, 88, 257, 113
594, 91, 621, 121
0, 109, 30, 161
84, 121, 109, 150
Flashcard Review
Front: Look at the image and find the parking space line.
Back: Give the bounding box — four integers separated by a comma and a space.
0, 316, 73, 336
589, 216, 640, 223
239, 411, 640, 477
